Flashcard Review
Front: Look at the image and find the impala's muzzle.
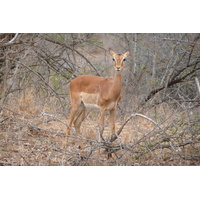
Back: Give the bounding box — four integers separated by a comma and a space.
115, 67, 121, 72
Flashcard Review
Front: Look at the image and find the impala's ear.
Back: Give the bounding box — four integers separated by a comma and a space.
124, 51, 130, 58
109, 48, 116, 56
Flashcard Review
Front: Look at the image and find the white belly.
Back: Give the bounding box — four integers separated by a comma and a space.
81, 92, 100, 109
80, 92, 117, 110
83, 103, 100, 109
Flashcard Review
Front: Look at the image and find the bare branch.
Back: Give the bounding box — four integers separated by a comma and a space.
195, 76, 200, 95
109, 113, 157, 142
7, 33, 19, 44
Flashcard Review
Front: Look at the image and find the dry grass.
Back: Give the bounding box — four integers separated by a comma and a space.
0, 90, 199, 166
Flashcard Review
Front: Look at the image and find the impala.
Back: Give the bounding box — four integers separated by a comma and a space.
67, 49, 130, 141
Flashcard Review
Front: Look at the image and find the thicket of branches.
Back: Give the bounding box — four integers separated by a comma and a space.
0, 33, 199, 165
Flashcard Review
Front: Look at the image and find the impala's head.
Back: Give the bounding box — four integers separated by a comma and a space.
109, 49, 130, 72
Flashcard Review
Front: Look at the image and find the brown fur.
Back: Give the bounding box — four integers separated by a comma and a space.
67, 49, 130, 141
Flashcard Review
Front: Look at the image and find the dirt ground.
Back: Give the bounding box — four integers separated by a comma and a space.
1, 103, 199, 166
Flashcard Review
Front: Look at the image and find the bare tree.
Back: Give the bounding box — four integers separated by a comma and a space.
0, 33, 199, 166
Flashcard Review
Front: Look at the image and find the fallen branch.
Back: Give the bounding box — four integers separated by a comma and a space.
109, 113, 157, 142
0, 161, 12, 165
133, 141, 200, 161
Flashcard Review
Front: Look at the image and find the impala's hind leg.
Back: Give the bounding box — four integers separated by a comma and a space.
74, 107, 87, 148
74, 106, 86, 134
66, 102, 80, 142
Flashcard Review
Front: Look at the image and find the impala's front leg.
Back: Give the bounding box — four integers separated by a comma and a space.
109, 108, 116, 134
99, 107, 105, 141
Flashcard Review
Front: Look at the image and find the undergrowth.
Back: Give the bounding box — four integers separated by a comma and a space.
0, 90, 199, 166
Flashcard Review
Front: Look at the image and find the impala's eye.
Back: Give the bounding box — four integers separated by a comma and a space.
123, 58, 126, 61
113, 58, 115, 61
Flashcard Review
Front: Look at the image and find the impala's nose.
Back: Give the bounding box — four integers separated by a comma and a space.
116, 67, 121, 71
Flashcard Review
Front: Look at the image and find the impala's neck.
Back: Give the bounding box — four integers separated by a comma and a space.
110, 71, 122, 99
